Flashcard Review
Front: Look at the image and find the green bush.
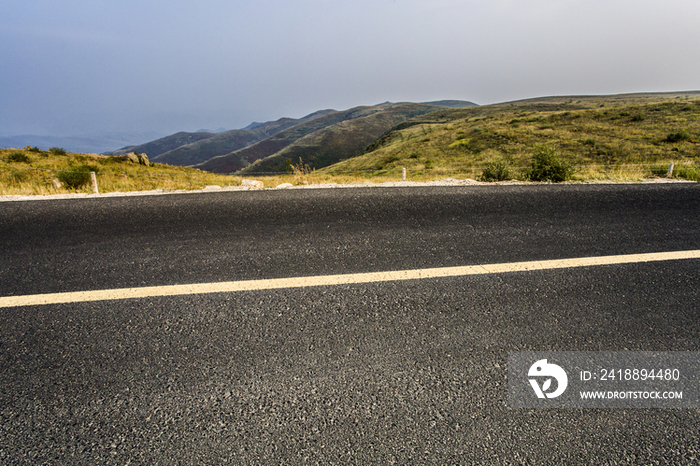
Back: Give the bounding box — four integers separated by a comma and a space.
665, 131, 691, 143
56, 165, 95, 188
7, 151, 30, 163
527, 145, 573, 182
49, 147, 67, 156
25, 146, 43, 153
675, 166, 700, 181
480, 160, 511, 182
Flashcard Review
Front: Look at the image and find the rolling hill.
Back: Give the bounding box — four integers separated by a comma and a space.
197, 101, 478, 174
149, 110, 335, 166
111, 131, 217, 158
321, 91, 700, 179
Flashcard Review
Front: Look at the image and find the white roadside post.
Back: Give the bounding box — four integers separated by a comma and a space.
90, 172, 99, 194
402, 167, 406, 181
667, 162, 674, 178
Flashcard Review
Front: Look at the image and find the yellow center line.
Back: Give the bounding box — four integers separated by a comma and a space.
2, 250, 700, 308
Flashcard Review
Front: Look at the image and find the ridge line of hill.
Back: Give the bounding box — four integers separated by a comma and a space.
107, 92, 699, 177
108, 101, 477, 171
146, 110, 337, 166
197, 101, 478, 174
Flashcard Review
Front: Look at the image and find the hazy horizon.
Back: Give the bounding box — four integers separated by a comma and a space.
2, 0, 699, 139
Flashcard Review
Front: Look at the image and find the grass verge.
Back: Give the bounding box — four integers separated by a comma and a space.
0, 148, 240, 195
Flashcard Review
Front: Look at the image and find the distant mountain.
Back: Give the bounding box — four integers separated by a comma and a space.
0, 132, 164, 154
94, 101, 477, 170
196, 105, 393, 173
111, 131, 217, 158
198, 102, 460, 174
151, 110, 336, 166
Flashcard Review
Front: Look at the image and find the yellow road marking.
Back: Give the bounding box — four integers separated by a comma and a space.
2, 250, 700, 308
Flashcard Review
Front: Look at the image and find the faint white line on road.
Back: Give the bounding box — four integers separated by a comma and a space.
2, 250, 700, 308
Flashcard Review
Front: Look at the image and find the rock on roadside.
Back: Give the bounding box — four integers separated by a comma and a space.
240, 179, 264, 189
121, 152, 150, 167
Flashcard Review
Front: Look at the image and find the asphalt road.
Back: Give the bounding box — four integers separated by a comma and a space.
1, 184, 699, 464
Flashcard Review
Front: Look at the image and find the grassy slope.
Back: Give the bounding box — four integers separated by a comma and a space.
152, 110, 335, 166
0, 149, 239, 195
111, 131, 216, 158
195, 106, 387, 174
233, 103, 451, 174
323, 92, 700, 180
151, 120, 297, 166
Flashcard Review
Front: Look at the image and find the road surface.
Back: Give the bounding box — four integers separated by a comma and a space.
1, 184, 699, 464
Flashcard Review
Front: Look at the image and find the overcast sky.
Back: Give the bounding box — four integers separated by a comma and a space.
2, 0, 699, 137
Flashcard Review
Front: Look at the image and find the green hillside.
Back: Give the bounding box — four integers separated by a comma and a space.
195, 106, 387, 173
151, 110, 335, 166
111, 131, 216, 158
322, 92, 700, 181
218, 102, 468, 174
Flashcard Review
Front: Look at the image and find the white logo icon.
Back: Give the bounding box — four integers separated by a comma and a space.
528, 359, 568, 399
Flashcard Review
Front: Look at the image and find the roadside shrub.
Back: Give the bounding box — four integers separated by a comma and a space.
289, 158, 311, 175
49, 147, 67, 156
25, 146, 43, 153
527, 145, 573, 182
56, 165, 95, 188
480, 160, 511, 182
7, 151, 30, 163
675, 166, 700, 181
665, 131, 691, 143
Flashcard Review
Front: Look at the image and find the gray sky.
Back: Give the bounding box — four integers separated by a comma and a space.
2, 0, 699, 137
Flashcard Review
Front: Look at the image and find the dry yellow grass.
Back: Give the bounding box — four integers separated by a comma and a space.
0, 148, 240, 195
1, 145, 697, 197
